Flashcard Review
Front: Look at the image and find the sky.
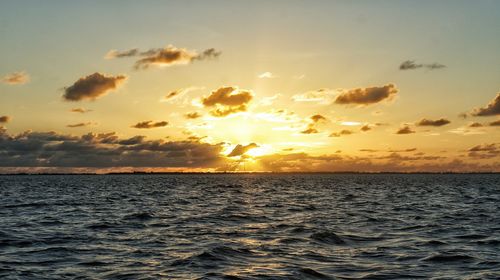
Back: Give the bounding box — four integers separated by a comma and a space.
0, 0, 499, 173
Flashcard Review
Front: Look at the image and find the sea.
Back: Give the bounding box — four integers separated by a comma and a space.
0, 174, 499, 279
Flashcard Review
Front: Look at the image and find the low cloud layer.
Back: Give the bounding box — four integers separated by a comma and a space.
132, 121, 168, 129
399, 60, 446, 70
106, 45, 221, 70
201, 86, 253, 117
334, 84, 398, 106
0, 129, 225, 169
416, 118, 451, 127
471, 93, 500, 116
63, 72, 127, 101
1, 71, 30, 85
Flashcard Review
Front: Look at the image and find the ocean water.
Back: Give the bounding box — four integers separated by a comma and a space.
0, 174, 499, 280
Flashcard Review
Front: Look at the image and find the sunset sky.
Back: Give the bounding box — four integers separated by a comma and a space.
0, 0, 499, 172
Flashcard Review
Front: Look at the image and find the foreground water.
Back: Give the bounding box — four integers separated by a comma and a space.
0, 174, 499, 279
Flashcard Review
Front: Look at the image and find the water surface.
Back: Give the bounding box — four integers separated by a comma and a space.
0, 174, 499, 279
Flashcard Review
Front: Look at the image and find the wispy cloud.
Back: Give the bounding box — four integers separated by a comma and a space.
1, 71, 30, 85
399, 60, 446, 71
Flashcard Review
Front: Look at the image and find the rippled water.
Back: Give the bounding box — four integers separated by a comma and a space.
0, 174, 499, 279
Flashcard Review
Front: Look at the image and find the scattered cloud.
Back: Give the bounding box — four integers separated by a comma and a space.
301, 114, 327, 134
132, 121, 168, 129
334, 84, 398, 106
468, 122, 484, 128
106, 45, 221, 70
162, 86, 202, 102
471, 93, 500, 116
360, 124, 372, 132
1, 71, 30, 85
490, 120, 500, 126
63, 72, 127, 101
329, 129, 354, 137
416, 118, 451, 127
227, 143, 258, 157
258, 72, 276, 79
70, 108, 92, 113
396, 125, 415, 134
467, 143, 500, 159
399, 60, 446, 71
67, 122, 94, 128
201, 86, 253, 117
105, 48, 139, 59
0, 116, 11, 123
292, 88, 334, 103
184, 112, 202, 119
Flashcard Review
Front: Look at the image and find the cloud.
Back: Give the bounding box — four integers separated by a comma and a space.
105, 48, 139, 59
292, 89, 334, 103
185, 112, 203, 119
471, 93, 500, 116
329, 129, 353, 137
132, 121, 168, 129
161, 86, 202, 102
468, 122, 484, 128
63, 72, 127, 101
399, 60, 446, 70
227, 143, 258, 157
67, 122, 93, 128
123, 45, 221, 69
201, 86, 253, 117
334, 84, 398, 106
396, 125, 415, 134
490, 120, 500, 126
300, 114, 327, 134
360, 124, 372, 131
70, 108, 92, 113
0, 116, 11, 123
467, 143, 500, 159
0, 129, 226, 169
258, 72, 275, 79
1, 71, 30, 85
416, 118, 451, 127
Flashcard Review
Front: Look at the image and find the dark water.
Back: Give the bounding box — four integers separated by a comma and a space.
0, 174, 499, 279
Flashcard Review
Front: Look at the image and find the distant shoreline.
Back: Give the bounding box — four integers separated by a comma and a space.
0, 171, 498, 176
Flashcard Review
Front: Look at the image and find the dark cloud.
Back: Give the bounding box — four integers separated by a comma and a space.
0, 116, 10, 123
202, 86, 253, 117
334, 84, 398, 105
63, 72, 127, 101
396, 125, 415, 134
132, 121, 168, 129
399, 60, 446, 70
310, 114, 327, 123
1, 71, 29, 85
67, 122, 93, 128
185, 112, 202, 119
388, 148, 417, 153
329, 130, 353, 137
227, 143, 258, 157
416, 118, 451, 127
70, 108, 92, 113
489, 120, 500, 126
0, 129, 226, 169
471, 93, 500, 116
